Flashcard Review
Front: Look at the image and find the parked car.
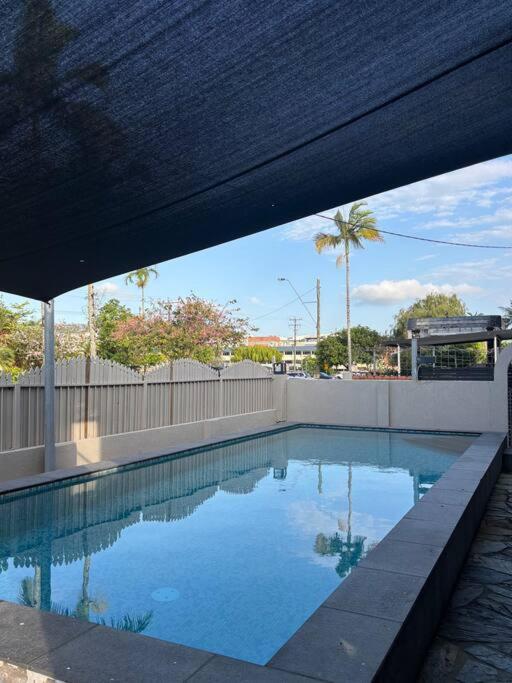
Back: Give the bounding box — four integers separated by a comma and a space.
319, 372, 333, 379
287, 371, 312, 379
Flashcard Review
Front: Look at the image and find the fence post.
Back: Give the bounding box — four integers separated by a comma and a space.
218, 373, 224, 418
169, 362, 174, 426
142, 375, 148, 430
12, 382, 21, 449
84, 356, 91, 439
411, 338, 418, 381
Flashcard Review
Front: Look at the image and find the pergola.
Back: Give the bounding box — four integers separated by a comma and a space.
1, 0, 511, 466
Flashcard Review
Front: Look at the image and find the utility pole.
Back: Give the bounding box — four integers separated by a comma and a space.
43, 300, 55, 471
87, 284, 97, 358
316, 278, 321, 373
289, 317, 301, 370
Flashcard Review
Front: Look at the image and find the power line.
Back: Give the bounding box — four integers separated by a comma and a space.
250, 288, 315, 322
315, 213, 512, 249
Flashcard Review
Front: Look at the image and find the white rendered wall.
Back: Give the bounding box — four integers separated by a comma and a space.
286, 345, 512, 434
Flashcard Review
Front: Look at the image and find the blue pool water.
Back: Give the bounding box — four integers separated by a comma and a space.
0, 426, 473, 664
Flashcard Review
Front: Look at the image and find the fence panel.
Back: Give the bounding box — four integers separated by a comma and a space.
220, 362, 273, 416
0, 359, 276, 451
0, 373, 14, 451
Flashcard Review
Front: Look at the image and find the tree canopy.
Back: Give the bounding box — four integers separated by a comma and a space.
232, 346, 282, 363
107, 296, 251, 370
0, 295, 252, 375
393, 293, 467, 338
501, 300, 512, 329
317, 326, 382, 370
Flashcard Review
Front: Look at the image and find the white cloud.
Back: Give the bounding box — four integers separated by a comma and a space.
282, 215, 326, 241
364, 158, 512, 219
421, 206, 512, 232
282, 158, 512, 241
352, 279, 480, 305
96, 281, 119, 294
415, 254, 437, 262
249, 296, 263, 305
429, 258, 512, 282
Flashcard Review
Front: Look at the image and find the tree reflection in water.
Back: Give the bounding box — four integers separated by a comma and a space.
314, 462, 367, 578
18, 534, 152, 634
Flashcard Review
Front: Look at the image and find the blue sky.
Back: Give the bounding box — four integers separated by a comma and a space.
3, 154, 512, 337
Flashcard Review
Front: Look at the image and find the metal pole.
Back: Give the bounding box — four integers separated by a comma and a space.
43, 300, 55, 471
289, 317, 301, 371
87, 284, 97, 358
316, 278, 321, 374
397, 344, 401, 376
411, 337, 418, 381
493, 334, 498, 364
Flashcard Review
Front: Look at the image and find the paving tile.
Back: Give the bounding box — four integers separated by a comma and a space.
455, 658, 498, 682
30, 623, 213, 683
406, 500, 464, 525
323, 566, 424, 623
434, 476, 481, 493
268, 606, 400, 683
419, 487, 473, 508
0, 602, 95, 665
417, 636, 461, 682
386, 516, 455, 548
188, 656, 314, 682
359, 538, 442, 578
466, 643, 512, 674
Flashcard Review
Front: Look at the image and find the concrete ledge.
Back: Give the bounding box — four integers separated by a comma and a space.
0, 409, 279, 483
0, 426, 505, 683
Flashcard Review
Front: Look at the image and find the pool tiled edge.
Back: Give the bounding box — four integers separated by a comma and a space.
0, 426, 505, 683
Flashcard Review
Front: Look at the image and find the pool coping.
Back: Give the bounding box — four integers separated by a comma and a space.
0, 423, 506, 683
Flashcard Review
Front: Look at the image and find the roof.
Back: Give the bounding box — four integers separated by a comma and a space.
278, 344, 317, 353
407, 316, 503, 331
384, 329, 512, 347
247, 336, 282, 345
1, 1, 511, 301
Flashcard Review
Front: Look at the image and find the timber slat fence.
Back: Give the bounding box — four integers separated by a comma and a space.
0, 358, 273, 451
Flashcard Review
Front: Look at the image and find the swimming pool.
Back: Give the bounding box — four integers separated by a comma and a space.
0, 426, 474, 665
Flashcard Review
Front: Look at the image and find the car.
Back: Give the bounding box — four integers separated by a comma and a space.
319, 371, 333, 379
287, 371, 311, 379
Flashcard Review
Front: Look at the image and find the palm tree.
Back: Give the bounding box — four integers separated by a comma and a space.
500, 302, 512, 329
124, 267, 159, 318
20, 552, 152, 635
314, 461, 367, 578
314, 202, 383, 370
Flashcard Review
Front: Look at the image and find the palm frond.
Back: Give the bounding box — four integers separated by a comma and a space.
348, 201, 368, 221
64, 63, 109, 90
347, 233, 366, 249
100, 610, 153, 634
358, 227, 384, 242
314, 231, 341, 253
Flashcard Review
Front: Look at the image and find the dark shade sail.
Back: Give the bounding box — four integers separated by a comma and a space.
1, 0, 511, 301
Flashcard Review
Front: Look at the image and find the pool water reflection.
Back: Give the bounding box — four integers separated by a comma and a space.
0, 427, 473, 664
